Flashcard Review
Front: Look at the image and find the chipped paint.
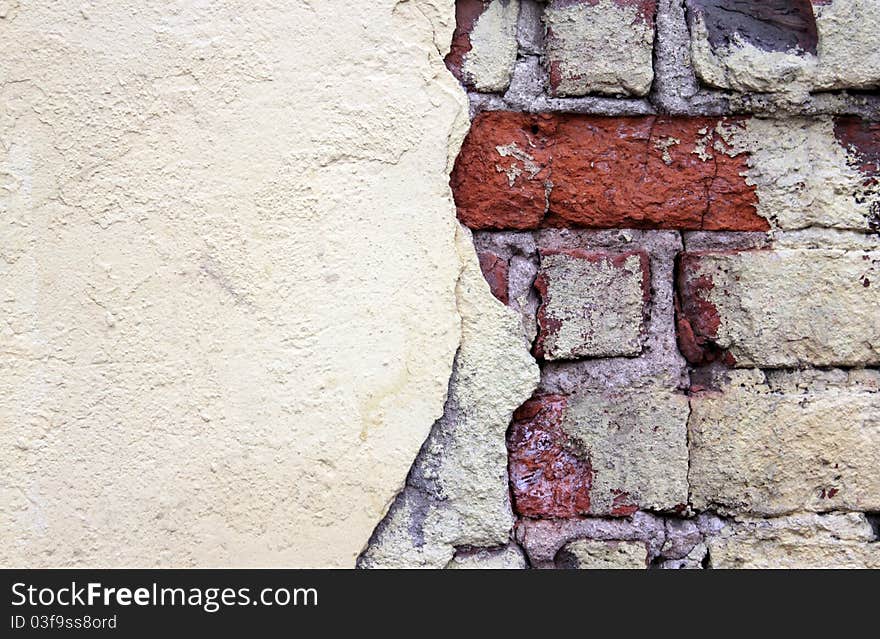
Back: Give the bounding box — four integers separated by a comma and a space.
462, 0, 521, 92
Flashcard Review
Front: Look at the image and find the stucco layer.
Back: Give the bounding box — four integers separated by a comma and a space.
0, 1, 472, 567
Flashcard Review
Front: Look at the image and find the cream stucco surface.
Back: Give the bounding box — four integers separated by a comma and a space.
0, 1, 489, 567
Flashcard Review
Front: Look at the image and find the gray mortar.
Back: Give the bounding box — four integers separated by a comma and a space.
514, 511, 728, 568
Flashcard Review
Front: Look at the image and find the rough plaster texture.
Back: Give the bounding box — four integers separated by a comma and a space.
463, 0, 521, 92
689, 369, 880, 516
555, 539, 648, 569
358, 227, 539, 568
707, 513, 880, 569
688, 0, 880, 97
678, 249, 880, 368
544, 0, 656, 97
0, 0, 491, 567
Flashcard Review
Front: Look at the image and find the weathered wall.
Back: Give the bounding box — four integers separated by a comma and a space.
4, 0, 879, 570
0, 1, 542, 568
360, 0, 880, 569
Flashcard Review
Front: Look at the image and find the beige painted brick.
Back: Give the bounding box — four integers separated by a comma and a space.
449, 0, 520, 93
544, 0, 656, 97
689, 369, 880, 516
678, 249, 880, 367
556, 539, 648, 569
535, 249, 649, 360
708, 513, 880, 569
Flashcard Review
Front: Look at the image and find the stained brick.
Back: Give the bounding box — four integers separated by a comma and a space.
507, 395, 593, 519
508, 388, 689, 518
446, 0, 520, 93
689, 369, 880, 516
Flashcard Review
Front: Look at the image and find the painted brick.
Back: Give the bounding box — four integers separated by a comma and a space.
687, 0, 880, 94
835, 117, 880, 233
689, 369, 880, 516
677, 249, 880, 367
453, 114, 880, 233
555, 539, 648, 569
708, 513, 880, 569
451, 111, 767, 231
544, 0, 656, 97
508, 388, 689, 518
534, 248, 650, 360
446, 0, 520, 93
741, 117, 880, 232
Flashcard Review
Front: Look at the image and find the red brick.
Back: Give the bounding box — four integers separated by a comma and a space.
445, 0, 488, 86
477, 250, 510, 305
507, 395, 593, 518
452, 112, 768, 231
834, 117, 880, 176
451, 111, 556, 229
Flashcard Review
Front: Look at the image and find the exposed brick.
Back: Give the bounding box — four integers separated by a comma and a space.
689, 369, 880, 516
534, 248, 649, 360
451, 111, 555, 230
677, 249, 880, 367
508, 388, 689, 518
835, 117, 880, 175
477, 250, 510, 305
451, 112, 767, 231
547, 116, 763, 230
834, 116, 880, 232
446, 0, 486, 82
507, 395, 594, 519
544, 0, 656, 97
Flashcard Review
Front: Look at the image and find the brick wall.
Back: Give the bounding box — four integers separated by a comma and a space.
443, 0, 880, 568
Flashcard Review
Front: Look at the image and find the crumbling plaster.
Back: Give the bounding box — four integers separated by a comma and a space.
0, 1, 529, 567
